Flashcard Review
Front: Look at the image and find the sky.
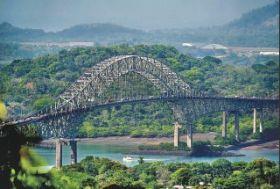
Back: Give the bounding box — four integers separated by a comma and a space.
0, 0, 275, 31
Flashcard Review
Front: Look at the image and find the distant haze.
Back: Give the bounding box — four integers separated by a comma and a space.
0, 0, 275, 31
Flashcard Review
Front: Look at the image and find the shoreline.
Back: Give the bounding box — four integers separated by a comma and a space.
129, 150, 245, 157
35, 134, 279, 151
225, 140, 279, 151
36, 133, 217, 148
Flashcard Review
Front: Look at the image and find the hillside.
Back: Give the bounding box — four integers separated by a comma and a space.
57, 23, 144, 38
0, 22, 147, 44
166, 2, 279, 47
55, 23, 148, 44
0, 2, 278, 47
0, 45, 278, 139
226, 2, 279, 29
216, 1, 279, 47
0, 22, 48, 42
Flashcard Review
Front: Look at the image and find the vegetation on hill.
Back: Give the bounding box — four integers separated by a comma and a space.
0, 22, 46, 42
0, 22, 148, 45
0, 42, 63, 65
56, 23, 148, 44
0, 2, 278, 47
227, 2, 279, 29
213, 1, 279, 47
169, 2, 279, 47
0, 45, 278, 141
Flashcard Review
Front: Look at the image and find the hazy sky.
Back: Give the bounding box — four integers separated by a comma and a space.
0, 0, 275, 31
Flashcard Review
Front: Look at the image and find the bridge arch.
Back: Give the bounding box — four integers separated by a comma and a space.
56, 55, 192, 112
0, 55, 278, 142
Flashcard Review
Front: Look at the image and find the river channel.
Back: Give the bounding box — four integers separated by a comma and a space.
33, 142, 279, 167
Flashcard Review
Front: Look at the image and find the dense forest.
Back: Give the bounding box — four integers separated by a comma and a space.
0, 44, 278, 144
49, 157, 280, 189
5, 152, 280, 189
0, 42, 62, 62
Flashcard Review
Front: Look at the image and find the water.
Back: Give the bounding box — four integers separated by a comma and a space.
33, 142, 279, 167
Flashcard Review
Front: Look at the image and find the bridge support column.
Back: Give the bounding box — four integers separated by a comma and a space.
70, 140, 77, 164
234, 112, 240, 142
253, 108, 257, 134
222, 111, 227, 139
174, 122, 182, 147
55, 139, 62, 168
186, 124, 193, 149
259, 110, 263, 133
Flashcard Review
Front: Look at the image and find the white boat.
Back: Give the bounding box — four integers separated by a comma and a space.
123, 156, 133, 162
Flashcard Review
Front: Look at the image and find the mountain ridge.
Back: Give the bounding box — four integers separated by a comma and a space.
226, 2, 279, 29
0, 2, 278, 47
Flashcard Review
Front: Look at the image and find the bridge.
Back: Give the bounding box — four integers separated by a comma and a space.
0, 55, 278, 167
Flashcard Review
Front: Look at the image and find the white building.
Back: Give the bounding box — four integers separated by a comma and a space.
182, 43, 194, 47
201, 44, 228, 50
259, 51, 279, 56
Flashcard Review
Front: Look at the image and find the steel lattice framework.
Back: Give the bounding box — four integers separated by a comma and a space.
0, 55, 278, 138
56, 55, 191, 109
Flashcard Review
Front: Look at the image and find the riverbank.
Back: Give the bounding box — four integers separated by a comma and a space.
36, 133, 278, 152
129, 149, 244, 157
36, 132, 217, 148
226, 140, 279, 151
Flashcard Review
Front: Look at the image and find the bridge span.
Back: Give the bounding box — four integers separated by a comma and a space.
0, 55, 278, 168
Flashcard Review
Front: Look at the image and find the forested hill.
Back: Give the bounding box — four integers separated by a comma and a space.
0, 2, 278, 47
0, 22, 47, 42
218, 1, 279, 47
226, 2, 279, 29
174, 2, 279, 47
0, 22, 147, 44
56, 23, 145, 39
1, 45, 278, 102
0, 45, 278, 137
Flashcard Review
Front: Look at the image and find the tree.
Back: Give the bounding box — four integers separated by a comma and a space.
166, 57, 184, 72
138, 156, 144, 165
0, 126, 47, 189
189, 174, 211, 186
213, 173, 250, 189
0, 101, 7, 121
156, 166, 171, 187
260, 183, 274, 189
33, 96, 54, 110
191, 162, 212, 175
170, 167, 192, 185
203, 56, 222, 64
79, 121, 95, 137
211, 159, 232, 178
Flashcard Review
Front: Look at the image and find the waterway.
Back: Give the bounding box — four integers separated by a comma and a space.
33, 142, 279, 167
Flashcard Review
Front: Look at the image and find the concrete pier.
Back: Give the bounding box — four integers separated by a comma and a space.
222, 111, 227, 139
55, 139, 62, 168
186, 124, 193, 149
234, 112, 240, 142
174, 122, 182, 147
253, 108, 257, 134
259, 110, 263, 133
70, 140, 77, 164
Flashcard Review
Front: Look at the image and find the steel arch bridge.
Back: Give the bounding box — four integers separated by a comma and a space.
0, 55, 278, 143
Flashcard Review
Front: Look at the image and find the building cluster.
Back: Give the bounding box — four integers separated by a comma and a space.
181, 42, 279, 58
